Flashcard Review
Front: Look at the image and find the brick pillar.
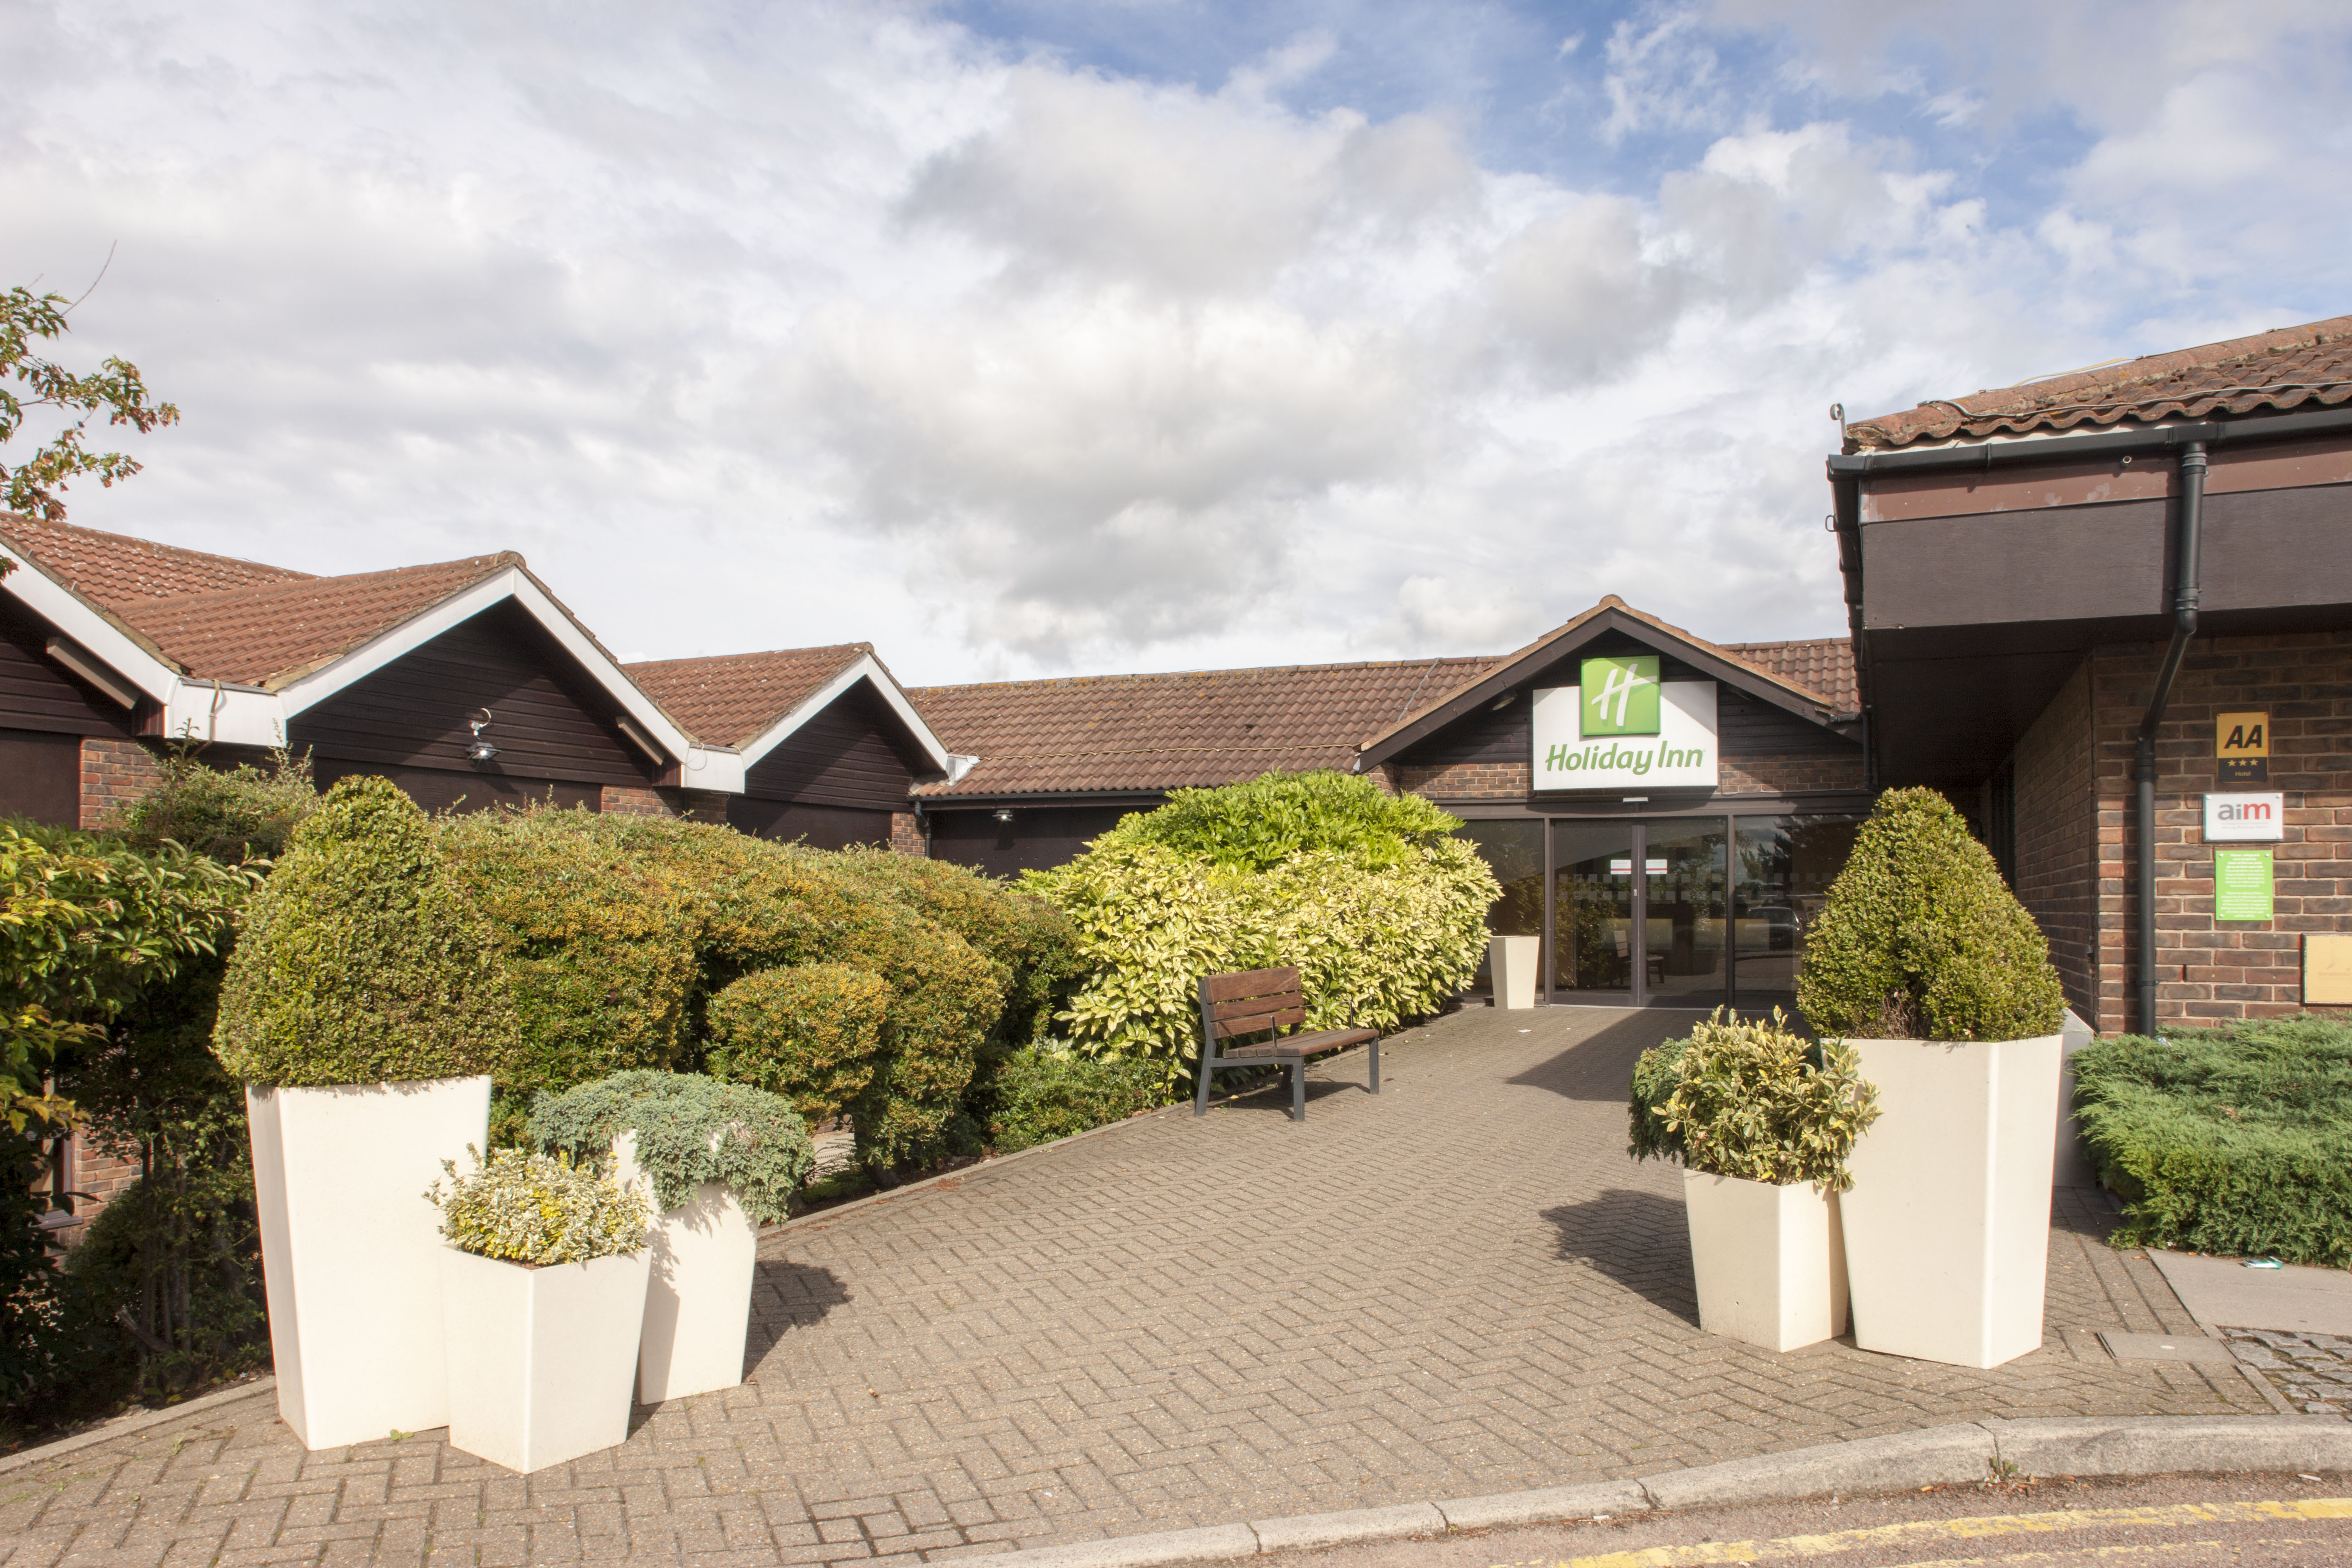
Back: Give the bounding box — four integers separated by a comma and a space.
80, 737, 168, 830
600, 784, 671, 817
891, 811, 925, 857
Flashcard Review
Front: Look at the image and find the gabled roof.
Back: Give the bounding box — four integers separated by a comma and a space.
117, 554, 516, 688
626, 644, 954, 778
627, 644, 871, 748
1846, 312, 2352, 451
908, 656, 1503, 799
0, 513, 314, 604
1355, 596, 1849, 770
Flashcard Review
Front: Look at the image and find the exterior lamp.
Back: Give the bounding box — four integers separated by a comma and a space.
466, 707, 499, 764
993, 808, 1015, 824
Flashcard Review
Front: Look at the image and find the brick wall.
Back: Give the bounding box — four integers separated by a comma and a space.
1718, 751, 1866, 795
2084, 629, 2352, 1033
1396, 757, 1528, 799
2010, 660, 2099, 1019
598, 784, 732, 822
890, 811, 923, 856
80, 736, 168, 830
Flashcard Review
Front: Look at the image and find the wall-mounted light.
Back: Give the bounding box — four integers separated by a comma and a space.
993, 808, 1016, 824
466, 707, 499, 763
1488, 691, 1516, 711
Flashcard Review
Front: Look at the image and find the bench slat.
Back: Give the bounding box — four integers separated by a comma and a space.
1209, 993, 1303, 1023
1201, 967, 1301, 1004
1214, 1006, 1306, 1038
1221, 1025, 1376, 1059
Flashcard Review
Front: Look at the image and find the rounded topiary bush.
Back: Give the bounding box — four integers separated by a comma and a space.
1796, 787, 2065, 1043
704, 963, 892, 1128
211, 776, 523, 1086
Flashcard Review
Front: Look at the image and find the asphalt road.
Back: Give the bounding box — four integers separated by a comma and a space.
1211, 1472, 2352, 1568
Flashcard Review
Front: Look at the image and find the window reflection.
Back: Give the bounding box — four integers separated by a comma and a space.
1733, 816, 1862, 1013
1456, 820, 1542, 992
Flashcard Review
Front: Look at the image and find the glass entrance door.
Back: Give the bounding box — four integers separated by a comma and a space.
1644, 820, 1727, 1009
1550, 820, 1635, 1002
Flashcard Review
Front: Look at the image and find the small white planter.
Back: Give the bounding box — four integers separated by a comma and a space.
440, 1246, 652, 1473
1682, 1168, 1848, 1352
1490, 934, 1539, 1010
245, 1076, 489, 1449
1839, 1032, 2063, 1369
612, 1131, 761, 1405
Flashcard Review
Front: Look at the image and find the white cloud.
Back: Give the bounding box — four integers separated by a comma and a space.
2, 0, 2346, 687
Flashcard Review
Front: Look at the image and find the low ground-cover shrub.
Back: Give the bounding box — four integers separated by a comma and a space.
113, 747, 318, 862
1628, 1008, 1880, 1189
1024, 773, 1496, 1086
1798, 787, 2064, 1042
982, 1045, 1166, 1153
527, 1069, 813, 1224
2073, 1017, 2352, 1267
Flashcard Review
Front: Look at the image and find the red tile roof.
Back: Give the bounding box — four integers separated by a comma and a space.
1847, 312, 2352, 450
115, 555, 518, 687
1720, 637, 1857, 712
908, 656, 1503, 799
624, 645, 872, 748
0, 513, 314, 605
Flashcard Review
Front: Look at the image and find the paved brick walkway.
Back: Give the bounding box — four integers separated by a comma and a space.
1, 1007, 2267, 1565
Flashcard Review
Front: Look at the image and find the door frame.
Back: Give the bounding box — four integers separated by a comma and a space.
1541, 815, 1726, 1010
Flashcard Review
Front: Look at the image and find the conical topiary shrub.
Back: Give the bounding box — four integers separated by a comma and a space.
1796, 787, 2063, 1044
214, 774, 521, 1086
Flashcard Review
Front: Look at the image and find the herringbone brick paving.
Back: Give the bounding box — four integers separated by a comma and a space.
1, 1006, 2268, 1565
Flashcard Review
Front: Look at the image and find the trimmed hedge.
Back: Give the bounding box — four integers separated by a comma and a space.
1112, 769, 1468, 872
2073, 1017, 2352, 1267
1797, 787, 2064, 1042
981, 1045, 1165, 1153
705, 964, 891, 1128
213, 777, 522, 1087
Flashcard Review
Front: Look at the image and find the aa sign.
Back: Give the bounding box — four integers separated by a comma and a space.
2216, 709, 2269, 784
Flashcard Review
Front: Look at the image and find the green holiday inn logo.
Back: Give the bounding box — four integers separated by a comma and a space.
1581, 655, 1660, 737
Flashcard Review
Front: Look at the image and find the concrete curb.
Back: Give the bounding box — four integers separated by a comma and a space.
969, 1414, 2352, 1568
0, 1375, 276, 1478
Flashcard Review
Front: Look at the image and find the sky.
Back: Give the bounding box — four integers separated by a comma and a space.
5, 1, 2349, 685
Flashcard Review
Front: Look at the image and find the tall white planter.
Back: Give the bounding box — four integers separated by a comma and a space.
1489, 935, 1538, 1010
440, 1247, 652, 1473
1683, 1169, 1848, 1353
245, 1076, 490, 1449
1839, 1033, 2063, 1369
612, 1131, 760, 1405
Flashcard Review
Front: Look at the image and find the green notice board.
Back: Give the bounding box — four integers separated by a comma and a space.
2214, 849, 2275, 923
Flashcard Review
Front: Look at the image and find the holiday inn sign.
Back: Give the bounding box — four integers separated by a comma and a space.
1531, 655, 1720, 790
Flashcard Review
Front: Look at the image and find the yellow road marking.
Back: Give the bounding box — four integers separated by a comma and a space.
1501, 1498, 2352, 1568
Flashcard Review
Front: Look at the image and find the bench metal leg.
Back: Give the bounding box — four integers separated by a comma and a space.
1195, 1054, 1215, 1116
1369, 1037, 1380, 1093
1291, 1060, 1305, 1120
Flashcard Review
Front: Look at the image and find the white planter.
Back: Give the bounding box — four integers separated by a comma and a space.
245, 1076, 490, 1449
440, 1246, 652, 1473
1490, 934, 1539, 1010
1839, 1032, 2063, 1369
613, 1131, 760, 1405
1682, 1168, 1848, 1352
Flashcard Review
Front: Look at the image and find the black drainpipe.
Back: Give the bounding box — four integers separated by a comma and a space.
2135, 441, 2208, 1034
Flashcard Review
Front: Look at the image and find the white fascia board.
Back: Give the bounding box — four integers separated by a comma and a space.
269, 567, 707, 773
735, 652, 956, 778
0, 543, 183, 704
160, 682, 289, 748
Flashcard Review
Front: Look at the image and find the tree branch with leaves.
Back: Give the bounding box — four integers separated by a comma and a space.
2, 282, 179, 541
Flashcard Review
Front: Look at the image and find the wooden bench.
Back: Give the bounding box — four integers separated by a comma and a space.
1194, 967, 1380, 1121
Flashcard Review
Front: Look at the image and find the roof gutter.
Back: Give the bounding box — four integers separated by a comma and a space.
2135, 442, 2207, 1034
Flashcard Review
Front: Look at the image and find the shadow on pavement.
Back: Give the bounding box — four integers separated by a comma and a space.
1508, 1009, 1696, 1102
1545, 1186, 1699, 1326
746, 1259, 853, 1369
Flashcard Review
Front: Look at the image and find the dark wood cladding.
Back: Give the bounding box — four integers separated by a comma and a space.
744, 682, 933, 811
725, 796, 893, 850
0, 598, 140, 738
928, 804, 1133, 877
0, 727, 80, 824
288, 601, 656, 789
311, 761, 600, 815
1862, 483, 2352, 633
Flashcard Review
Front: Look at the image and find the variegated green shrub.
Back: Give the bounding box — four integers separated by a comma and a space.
428, 1145, 648, 1265
1021, 776, 1496, 1086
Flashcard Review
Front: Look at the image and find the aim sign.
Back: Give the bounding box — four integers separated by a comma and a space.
1533, 678, 1718, 791
2204, 792, 2285, 843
